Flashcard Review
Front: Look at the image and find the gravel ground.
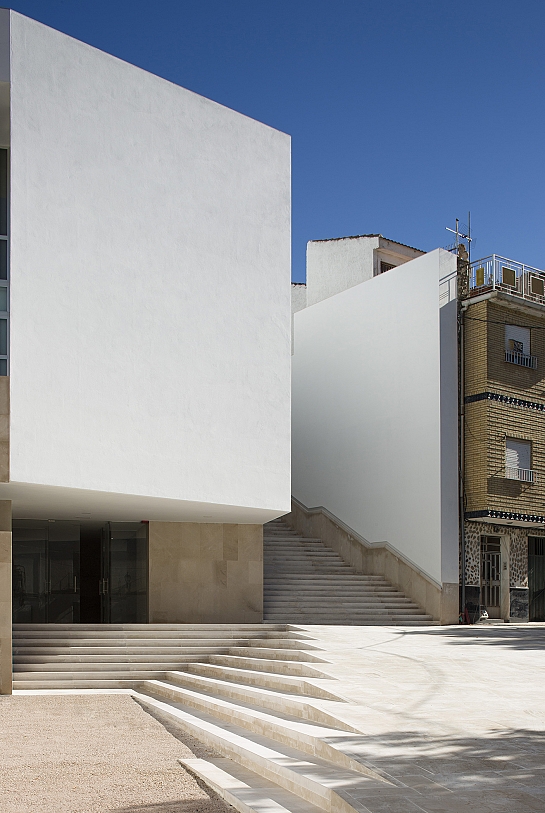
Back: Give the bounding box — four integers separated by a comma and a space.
0, 694, 234, 813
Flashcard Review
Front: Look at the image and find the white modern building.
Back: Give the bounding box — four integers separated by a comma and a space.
290, 235, 460, 624
0, 10, 291, 693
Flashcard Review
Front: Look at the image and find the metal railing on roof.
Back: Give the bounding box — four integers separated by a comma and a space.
469, 255, 545, 305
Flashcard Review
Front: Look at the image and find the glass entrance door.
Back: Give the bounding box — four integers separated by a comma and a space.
101, 522, 148, 623
12, 521, 80, 623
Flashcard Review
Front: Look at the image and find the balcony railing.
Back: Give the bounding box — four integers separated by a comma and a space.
469, 255, 545, 306
505, 466, 535, 483
505, 350, 538, 369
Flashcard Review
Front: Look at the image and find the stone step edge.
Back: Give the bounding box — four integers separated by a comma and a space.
147, 680, 393, 782
185, 663, 345, 702
162, 672, 354, 726
134, 691, 373, 813
180, 757, 311, 813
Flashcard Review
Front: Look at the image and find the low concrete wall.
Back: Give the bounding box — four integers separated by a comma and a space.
286, 498, 458, 624
0, 500, 12, 694
148, 522, 263, 623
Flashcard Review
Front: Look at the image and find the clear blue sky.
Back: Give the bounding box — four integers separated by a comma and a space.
7, 0, 545, 281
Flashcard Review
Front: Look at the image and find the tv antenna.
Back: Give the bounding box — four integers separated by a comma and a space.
446, 213, 472, 262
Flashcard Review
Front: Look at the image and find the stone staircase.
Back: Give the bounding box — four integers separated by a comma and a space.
136, 627, 397, 813
11, 624, 295, 690
263, 518, 434, 624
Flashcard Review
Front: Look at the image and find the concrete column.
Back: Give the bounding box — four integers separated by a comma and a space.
0, 499, 12, 694
148, 522, 263, 623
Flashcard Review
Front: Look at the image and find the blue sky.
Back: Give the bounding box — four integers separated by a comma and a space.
8, 0, 545, 281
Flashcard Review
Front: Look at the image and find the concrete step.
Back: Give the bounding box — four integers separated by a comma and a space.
160, 671, 351, 727
208, 655, 329, 679
13, 651, 229, 663
11, 630, 294, 641
263, 586, 397, 592
228, 647, 329, 663
13, 623, 288, 631
136, 691, 386, 813
244, 639, 321, 650
13, 670, 168, 687
143, 682, 384, 778
180, 756, 324, 813
263, 604, 424, 612
263, 575, 388, 581
13, 660, 191, 673
184, 663, 342, 701
13, 647, 234, 657
264, 617, 433, 625
12, 639, 266, 650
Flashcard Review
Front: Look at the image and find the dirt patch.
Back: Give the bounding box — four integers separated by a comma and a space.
0, 694, 232, 813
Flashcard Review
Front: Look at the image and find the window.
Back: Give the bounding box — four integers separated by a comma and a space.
379, 261, 396, 275
505, 324, 536, 368
505, 437, 533, 482
505, 325, 530, 355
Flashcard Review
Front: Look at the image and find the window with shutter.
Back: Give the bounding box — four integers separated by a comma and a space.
505, 438, 533, 481
504, 325, 537, 368
505, 325, 530, 355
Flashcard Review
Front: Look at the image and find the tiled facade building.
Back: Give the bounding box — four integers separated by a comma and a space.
462, 257, 545, 621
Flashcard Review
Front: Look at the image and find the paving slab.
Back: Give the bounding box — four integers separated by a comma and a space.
284, 624, 545, 812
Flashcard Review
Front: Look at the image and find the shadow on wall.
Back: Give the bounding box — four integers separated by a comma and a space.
395, 625, 545, 651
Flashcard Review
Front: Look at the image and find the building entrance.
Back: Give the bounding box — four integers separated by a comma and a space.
12, 521, 80, 623
12, 521, 148, 624
528, 537, 545, 622
481, 536, 501, 619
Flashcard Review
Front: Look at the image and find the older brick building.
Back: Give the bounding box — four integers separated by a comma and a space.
462, 256, 545, 621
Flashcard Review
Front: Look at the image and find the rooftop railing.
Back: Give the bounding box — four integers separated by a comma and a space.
469, 255, 545, 306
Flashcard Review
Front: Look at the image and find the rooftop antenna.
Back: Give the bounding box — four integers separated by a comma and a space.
446, 212, 472, 262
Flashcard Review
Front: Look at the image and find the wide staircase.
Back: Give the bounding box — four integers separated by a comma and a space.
135, 627, 403, 813
263, 518, 434, 624
11, 624, 296, 690
13, 623, 400, 811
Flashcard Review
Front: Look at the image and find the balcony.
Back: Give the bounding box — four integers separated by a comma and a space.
505, 350, 538, 369
469, 254, 545, 306
505, 466, 535, 483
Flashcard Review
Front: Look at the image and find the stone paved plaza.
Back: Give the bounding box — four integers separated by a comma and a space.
294, 624, 545, 812
2, 624, 545, 812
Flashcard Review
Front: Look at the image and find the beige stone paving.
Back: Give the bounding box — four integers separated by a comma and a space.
293, 624, 545, 812
0, 694, 232, 813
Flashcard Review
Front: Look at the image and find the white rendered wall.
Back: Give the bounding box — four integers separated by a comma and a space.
306, 236, 379, 306
292, 249, 458, 585
3, 12, 291, 520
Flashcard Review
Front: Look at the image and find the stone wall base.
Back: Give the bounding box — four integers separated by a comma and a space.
148, 521, 263, 624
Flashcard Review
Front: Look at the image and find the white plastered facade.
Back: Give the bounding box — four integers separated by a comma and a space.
0, 10, 291, 522
292, 249, 459, 587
